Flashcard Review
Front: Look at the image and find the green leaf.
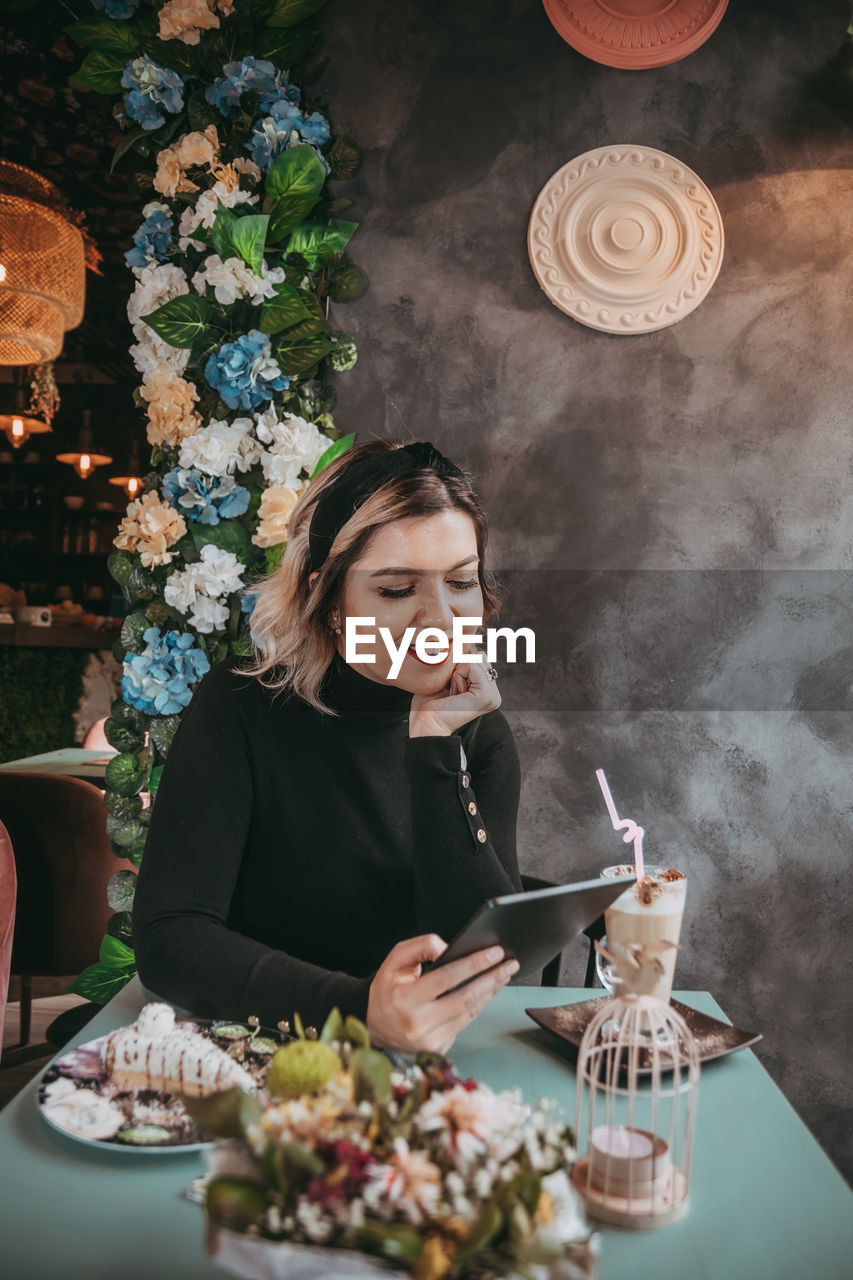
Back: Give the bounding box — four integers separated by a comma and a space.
356, 1222, 423, 1265
147, 715, 181, 755
319, 1007, 344, 1045
104, 791, 142, 820
351, 1046, 392, 1104
258, 284, 313, 336
148, 764, 163, 798
120, 609, 150, 655
107, 869, 137, 912
109, 698, 147, 733
181, 1087, 262, 1140
310, 432, 354, 479
108, 550, 135, 588
274, 333, 335, 375
206, 1179, 268, 1234
70, 958, 135, 1004
190, 521, 251, 560
343, 1013, 370, 1048
101, 933, 135, 966
65, 16, 138, 56
255, 21, 320, 65
453, 1202, 505, 1264
265, 544, 285, 573
106, 911, 133, 946
70, 931, 136, 1001
326, 137, 362, 182
141, 294, 215, 350
266, 0, 326, 27
265, 145, 325, 241
103, 716, 144, 754
210, 203, 239, 262
329, 262, 369, 303
71, 49, 126, 95
104, 751, 147, 798
123, 566, 158, 606
110, 125, 147, 174
228, 214, 269, 277
284, 220, 358, 269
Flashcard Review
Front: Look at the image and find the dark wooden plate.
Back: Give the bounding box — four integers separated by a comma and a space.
525, 997, 762, 1073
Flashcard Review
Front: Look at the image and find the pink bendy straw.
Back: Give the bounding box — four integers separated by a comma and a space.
595, 768, 645, 880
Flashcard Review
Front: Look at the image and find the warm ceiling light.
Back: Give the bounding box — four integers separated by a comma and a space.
0, 374, 53, 448
109, 439, 143, 499
57, 408, 112, 479
0, 162, 85, 365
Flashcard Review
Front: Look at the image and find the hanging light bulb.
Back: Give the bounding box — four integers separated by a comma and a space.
57, 408, 112, 479
0, 369, 53, 448
109, 438, 144, 499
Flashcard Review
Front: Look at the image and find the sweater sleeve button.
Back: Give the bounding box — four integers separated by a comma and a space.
476, 828, 487, 843
468, 801, 477, 815
461, 774, 470, 788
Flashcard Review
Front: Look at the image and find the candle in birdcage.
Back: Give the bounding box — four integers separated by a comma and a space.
589, 1126, 671, 1196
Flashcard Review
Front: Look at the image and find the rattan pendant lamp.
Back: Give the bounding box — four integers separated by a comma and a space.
0, 162, 86, 365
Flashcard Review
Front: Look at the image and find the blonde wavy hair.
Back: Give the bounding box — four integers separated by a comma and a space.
245, 438, 502, 714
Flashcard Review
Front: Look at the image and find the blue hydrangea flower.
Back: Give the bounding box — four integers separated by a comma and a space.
205, 57, 298, 117
121, 57, 185, 132
91, 0, 140, 17
125, 206, 173, 273
247, 100, 331, 173
121, 627, 210, 717
162, 466, 250, 525
240, 590, 257, 618
204, 330, 290, 411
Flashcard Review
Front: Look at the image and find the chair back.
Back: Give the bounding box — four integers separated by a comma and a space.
0, 818, 16, 1060
0, 773, 134, 978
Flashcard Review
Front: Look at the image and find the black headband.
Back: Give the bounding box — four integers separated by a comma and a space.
308, 440, 472, 573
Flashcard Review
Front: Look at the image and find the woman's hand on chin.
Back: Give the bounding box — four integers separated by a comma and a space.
408, 653, 501, 738
366, 933, 519, 1055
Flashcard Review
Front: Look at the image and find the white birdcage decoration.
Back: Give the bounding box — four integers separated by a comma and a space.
571, 940, 699, 1231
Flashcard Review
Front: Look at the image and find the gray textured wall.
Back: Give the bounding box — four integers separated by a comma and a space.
323, 0, 853, 1182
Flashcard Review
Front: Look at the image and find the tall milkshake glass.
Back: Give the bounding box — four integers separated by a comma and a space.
595, 865, 687, 1003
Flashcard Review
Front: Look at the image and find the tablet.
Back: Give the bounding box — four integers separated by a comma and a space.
427, 875, 637, 983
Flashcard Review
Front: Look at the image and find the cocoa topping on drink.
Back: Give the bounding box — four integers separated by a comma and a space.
637, 878, 662, 905
660, 868, 684, 882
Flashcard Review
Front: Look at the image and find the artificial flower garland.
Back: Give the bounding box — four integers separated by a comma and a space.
69, 0, 367, 1001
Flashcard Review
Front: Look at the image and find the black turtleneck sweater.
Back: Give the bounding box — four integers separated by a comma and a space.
132, 653, 522, 1029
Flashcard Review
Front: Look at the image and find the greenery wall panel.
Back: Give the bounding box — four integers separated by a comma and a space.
0, 649, 89, 762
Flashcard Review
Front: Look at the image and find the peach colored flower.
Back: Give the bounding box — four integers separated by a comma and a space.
115, 491, 187, 568
153, 126, 220, 198
251, 482, 307, 548
140, 369, 202, 450
158, 0, 220, 45
211, 156, 261, 193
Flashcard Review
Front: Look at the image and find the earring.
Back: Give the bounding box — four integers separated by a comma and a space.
331, 611, 341, 635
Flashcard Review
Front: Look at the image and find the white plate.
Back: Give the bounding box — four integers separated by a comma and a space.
38, 1019, 281, 1153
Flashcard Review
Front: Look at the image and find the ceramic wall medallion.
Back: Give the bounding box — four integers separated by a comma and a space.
542, 0, 729, 71
527, 144, 724, 335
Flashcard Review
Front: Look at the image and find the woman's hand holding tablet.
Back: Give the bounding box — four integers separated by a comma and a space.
366, 933, 519, 1054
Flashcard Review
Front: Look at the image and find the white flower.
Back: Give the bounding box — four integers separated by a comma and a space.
130, 335, 189, 377
191, 254, 285, 306
177, 180, 258, 250
255, 408, 330, 489
416, 1083, 530, 1173
178, 417, 263, 477
127, 263, 189, 342
537, 1168, 589, 1245
188, 595, 229, 633
163, 544, 245, 632
362, 1138, 441, 1226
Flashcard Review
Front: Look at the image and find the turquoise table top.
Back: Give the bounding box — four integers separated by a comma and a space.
0, 746, 117, 781
1, 979, 850, 1280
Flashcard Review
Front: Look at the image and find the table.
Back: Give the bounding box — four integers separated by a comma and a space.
0, 746, 117, 783
1, 980, 851, 1280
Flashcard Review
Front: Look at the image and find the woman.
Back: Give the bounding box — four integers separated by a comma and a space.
133, 439, 523, 1054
